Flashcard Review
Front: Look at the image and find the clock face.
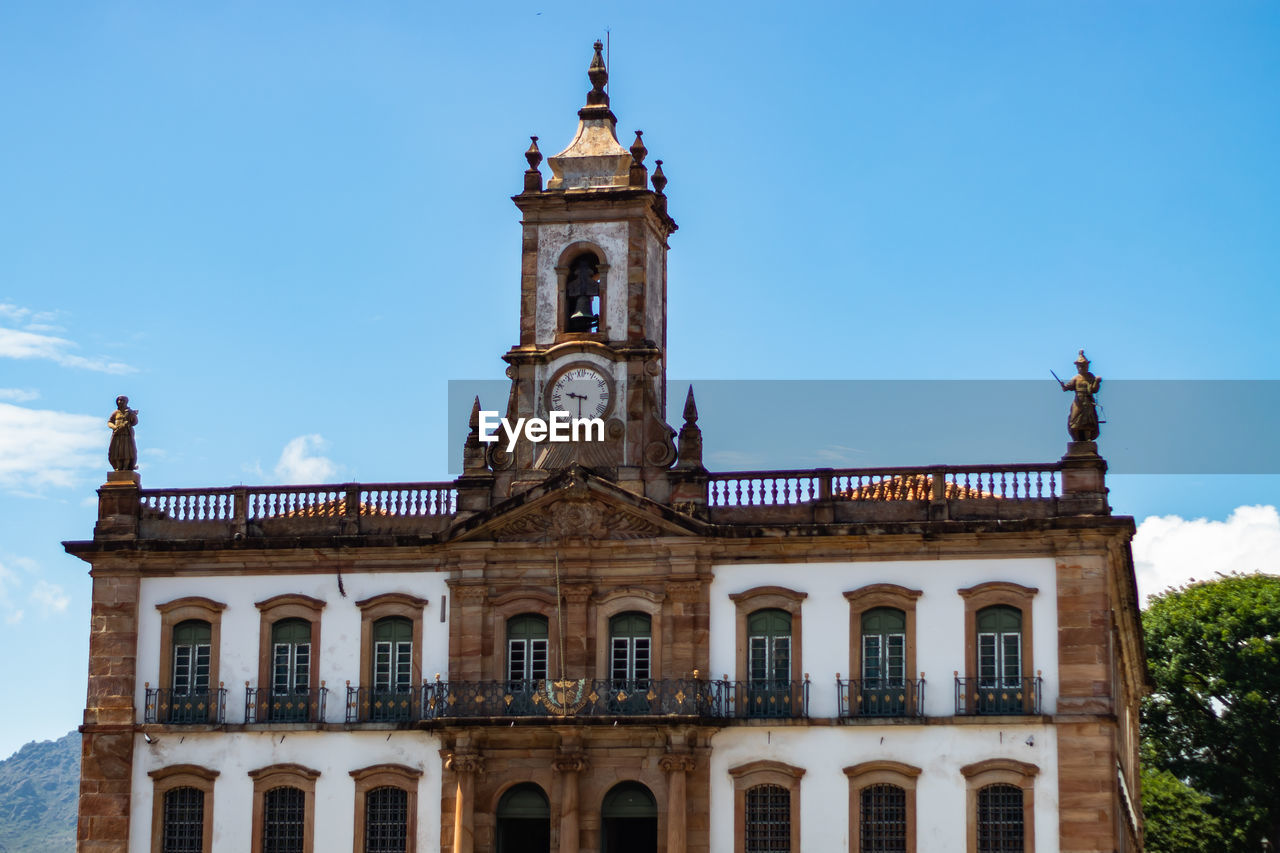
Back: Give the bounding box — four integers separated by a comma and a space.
549, 365, 612, 420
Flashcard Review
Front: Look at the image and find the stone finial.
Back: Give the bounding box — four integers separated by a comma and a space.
651, 159, 668, 195
629, 130, 648, 188
682, 385, 698, 426
463, 396, 490, 475
586, 40, 609, 106
676, 385, 703, 470
524, 136, 543, 192
469, 396, 482, 432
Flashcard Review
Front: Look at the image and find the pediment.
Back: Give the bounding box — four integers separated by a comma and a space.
445, 468, 705, 544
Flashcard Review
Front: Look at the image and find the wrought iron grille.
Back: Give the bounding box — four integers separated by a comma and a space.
745, 784, 791, 852
954, 676, 1042, 715
837, 678, 925, 718
977, 784, 1024, 852
145, 687, 227, 725
417, 678, 736, 721
262, 786, 305, 853
161, 786, 204, 853
364, 786, 409, 853
244, 685, 327, 724
859, 784, 907, 852
346, 686, 419, 723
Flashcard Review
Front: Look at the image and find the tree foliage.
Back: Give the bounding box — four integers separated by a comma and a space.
1142, 573, 1280, 851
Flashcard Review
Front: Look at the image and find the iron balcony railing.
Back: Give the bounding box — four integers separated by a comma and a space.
143, 685, 227, 725
340, 677, 810, 722
955, 676, 1042, 715
837, 678, 925, 718
244, 683, 328, 724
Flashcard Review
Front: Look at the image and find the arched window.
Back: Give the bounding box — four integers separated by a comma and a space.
861, 608, 905, 686
271, 618, 311, 722
601, 782, 657, 853
859, 784, 906, 852
748, 609, 791, 685
976, 784, 1024, 852
261, 786, 305, 853
496, 783, 551, 853
161, 786, 205, 853
564, 252, 601, 332
609, 612, 651, 687
364, 786, 409, 853
745, 784, 791, 852
171, 620, 211, 696
507, 614, 549, 684
976, 606, 1022, 689
373, 617, 413, 694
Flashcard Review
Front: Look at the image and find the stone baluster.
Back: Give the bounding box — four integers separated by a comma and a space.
659, 754, 696, 853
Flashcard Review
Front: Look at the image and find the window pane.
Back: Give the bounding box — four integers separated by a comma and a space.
1001, 633, 1021, 686
861, 607, 905, 634
161, 786, 204, 853
611, 637, 631, 682
886, 634, 905, 684
771, 636, 791, 684
529, 638, 548, 681
262, 786, 305, 853
978, 633, 998, 685
507, 639, 527, 683
860, 784, 906, 852
862, 634, 882, 682
745, 784, 790, 852
977, 784, 1023, 853
364, 786, 408, 853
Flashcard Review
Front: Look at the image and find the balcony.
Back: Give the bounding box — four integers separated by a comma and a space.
244, 684, 329, 724
341, 677, 810, 722
143, 686, 227, 724
837, 678, 925, 719
955, 676, 1042, 715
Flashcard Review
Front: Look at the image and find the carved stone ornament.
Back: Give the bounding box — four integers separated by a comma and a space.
445, 752, 485, 775
488, 497, 666, 542
552, 754, 590, 774
658, 754, 696, 773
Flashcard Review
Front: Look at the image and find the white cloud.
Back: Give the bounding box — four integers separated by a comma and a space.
0, 558, 71, 624
0, 402, 103, 491
0, 388, 40, 402
273, 434, 338, 484
0, 327, 134, 374
1132, 505, 1280, 604
29, 580, 69, 615
0, 560, 21, 624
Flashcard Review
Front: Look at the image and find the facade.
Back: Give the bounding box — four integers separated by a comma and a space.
68, 43, 1147, 853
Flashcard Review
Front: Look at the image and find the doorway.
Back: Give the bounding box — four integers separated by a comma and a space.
495, 783, 551, 853
601, 782, 658, 853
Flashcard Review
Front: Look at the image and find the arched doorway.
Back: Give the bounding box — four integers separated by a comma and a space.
601, 782, 657, 853
496, 783, 551, 853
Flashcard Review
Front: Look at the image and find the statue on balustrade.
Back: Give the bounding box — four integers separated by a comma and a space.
1059, 351, 1102, 442
108, 395, 139, 471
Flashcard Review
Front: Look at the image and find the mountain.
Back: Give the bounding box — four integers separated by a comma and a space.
0, 731, 79, 853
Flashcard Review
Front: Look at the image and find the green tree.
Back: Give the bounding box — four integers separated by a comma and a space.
1140, 742, 1220, 853
1142, 573, 1280, 851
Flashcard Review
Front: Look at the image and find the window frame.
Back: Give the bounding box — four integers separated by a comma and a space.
148, 764, 218, 853
960, 758, 1038, 853
730, 587, 807, 685
255, 594, 325, 707
844, 585, 921, 689
356, 593, 427, 693
249, 763, 319, 853
156, 597, 226, 705
844, 761, 921, 853
489, 591, 558, 683
593, 589, 664, 681
958, 583, 1038, 713
607, 611, 653, 685
729, 759, 804, 853
350, 764, 421, 853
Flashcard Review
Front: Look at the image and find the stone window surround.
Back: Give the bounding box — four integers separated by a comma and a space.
148, 764, 219, 853
843, 584, 923, 686
350, 763, 422, 853
729, 586, 807, 684
248, 763, 319, 853
155, 597, 226, 697
729, 759, 805, 853
844, 760, 921, 853
958, 582, 1039, 705
490, 590, 560, 683
554, 240, 611, 340
356, 593, 429, 689
592, 588, 665, 680
255, 594, 326, 699
960, 758, 1039, 853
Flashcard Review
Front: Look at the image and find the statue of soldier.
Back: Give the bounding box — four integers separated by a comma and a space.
108, 395, 139, 471
1059, 351, 1102, 442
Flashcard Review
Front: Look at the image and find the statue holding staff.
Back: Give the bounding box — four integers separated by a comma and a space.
108, 395, 139, 471
1055, 351, 1102, 442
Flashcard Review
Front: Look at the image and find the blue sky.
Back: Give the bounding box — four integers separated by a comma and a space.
1, 1, 1278, 759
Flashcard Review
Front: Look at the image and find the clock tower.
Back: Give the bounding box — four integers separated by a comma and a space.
491, 41, 680, 501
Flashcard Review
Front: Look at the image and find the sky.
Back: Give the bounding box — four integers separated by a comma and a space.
1, 0, 1278, 760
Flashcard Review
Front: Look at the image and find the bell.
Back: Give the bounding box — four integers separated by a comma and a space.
568, 296, 597, 330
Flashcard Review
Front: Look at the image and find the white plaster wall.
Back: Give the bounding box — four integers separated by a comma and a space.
709, 724, 1059, 853
535, 221, 629, 344
136, 572, 450, 722
645, 229, 665, 345
708, 559, 1060, 719
129, 730, 441, 853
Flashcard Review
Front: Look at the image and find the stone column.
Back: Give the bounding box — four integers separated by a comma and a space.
553, 754, 587, 853
444, 752, 483, 853
659, 754, 695, 853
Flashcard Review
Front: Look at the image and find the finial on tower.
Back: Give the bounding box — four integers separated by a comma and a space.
587, 40, 609, 106
523, 136, 543, 192
651, 160, 667, 195
676, 385, 704, 470
682, 385, 698, 426
629, 130, 648, 188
